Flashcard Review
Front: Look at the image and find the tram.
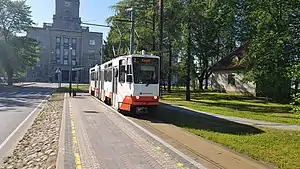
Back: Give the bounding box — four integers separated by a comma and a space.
89, 53, 160, 113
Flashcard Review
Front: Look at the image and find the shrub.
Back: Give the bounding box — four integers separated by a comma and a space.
290, 93, 300, 114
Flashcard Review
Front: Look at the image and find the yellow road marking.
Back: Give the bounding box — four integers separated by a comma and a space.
177, 163, 184, 168
69, 102, 83, 169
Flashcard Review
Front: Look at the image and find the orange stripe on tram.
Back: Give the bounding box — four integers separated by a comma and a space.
120, 96, 159, 112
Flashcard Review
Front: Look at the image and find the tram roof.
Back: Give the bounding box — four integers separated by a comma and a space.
90, 54, 160, 70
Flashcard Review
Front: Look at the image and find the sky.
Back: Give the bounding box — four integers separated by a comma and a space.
25, 0, 119, 40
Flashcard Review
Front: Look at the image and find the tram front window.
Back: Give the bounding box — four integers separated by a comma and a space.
133, 57, 159, 84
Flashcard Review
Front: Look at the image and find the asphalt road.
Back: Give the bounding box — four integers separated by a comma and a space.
0, 83, 57, 153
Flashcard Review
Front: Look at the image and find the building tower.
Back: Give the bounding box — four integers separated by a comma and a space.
53, 0, 81, 30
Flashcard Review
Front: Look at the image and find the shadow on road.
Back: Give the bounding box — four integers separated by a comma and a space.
126, 104, 264, 135
0, 107, 16, 112
0, 85, 55, 109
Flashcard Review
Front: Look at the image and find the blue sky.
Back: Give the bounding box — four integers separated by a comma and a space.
25, 0, 119, 40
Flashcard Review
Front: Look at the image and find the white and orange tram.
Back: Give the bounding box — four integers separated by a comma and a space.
89, 53, 160, 113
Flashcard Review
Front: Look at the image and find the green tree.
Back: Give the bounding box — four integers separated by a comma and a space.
164, 0, 184, 92
0, 0, 36, 85
183, 0, 236, 91
241, 0, 300, 102
106, 0, 158, 55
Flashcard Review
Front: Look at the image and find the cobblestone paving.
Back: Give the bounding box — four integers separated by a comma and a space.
63, 98, 75, 169
69, 94, 204, 169
0, 94, 63, 169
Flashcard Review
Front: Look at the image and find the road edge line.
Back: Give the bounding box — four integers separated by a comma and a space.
56, 93, 67, 169
92, 96, 207, 169
0, 90, 53, 151
69, 97, 83, 169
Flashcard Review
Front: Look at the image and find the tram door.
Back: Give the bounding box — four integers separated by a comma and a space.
100, 70, 104, 101
112, 66, 118, 109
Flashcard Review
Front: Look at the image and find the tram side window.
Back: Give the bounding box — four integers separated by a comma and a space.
105, 68, 112, 82
126, 65, 133, 83
104, 70, 107, 81
119, 60, 126, 83
91, 73, 94, 81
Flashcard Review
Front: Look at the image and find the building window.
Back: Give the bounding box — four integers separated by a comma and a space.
56, 37, 61, 44
89, 40, 95, 46
64, 49, 69, 58
56, 48, 61, 56
72, 59, 76, 66
71, 38, 76, 48
64, 38, 69, 44
89, 49, 95, 54
228, 74, 236, 85
72, 38, 76, 44
88, 49, 95, 59
56, 59, 60, 64
72, 49, 76, 56
64, 60, 68, 65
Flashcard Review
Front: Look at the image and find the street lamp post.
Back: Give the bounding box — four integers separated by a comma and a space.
69, 45, 73, 96
129, 8, 135, 55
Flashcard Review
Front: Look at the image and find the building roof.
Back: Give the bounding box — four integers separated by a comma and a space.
212, 43, 248, 71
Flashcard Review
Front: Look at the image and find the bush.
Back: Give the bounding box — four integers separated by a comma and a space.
290, 93, 300, 114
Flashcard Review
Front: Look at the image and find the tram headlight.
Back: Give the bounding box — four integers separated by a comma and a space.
154, 96, 158, 100
136, 96, 140, 99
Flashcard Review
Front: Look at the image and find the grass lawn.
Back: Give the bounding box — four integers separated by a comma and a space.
153, 107, 300, 169
161, 91, 300, 125
57, 84, 89, 93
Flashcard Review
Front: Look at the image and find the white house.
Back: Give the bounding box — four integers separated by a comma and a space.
211, 44, 257, 96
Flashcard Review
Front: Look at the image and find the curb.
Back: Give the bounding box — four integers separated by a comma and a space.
0, 88, 55, 165
56, 93, 67, 169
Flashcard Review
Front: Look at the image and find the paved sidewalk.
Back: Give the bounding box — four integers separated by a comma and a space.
59, 94, 206, 169
161, 102, 300, 131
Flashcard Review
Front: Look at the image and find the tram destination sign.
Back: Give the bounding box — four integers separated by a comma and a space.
133, 57, 158, 64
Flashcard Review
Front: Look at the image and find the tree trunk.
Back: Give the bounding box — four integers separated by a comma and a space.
159, 0, 164, 96
205, 77, 209, 89
6, 67, 13, 86
295, 80, 299, 94
186, 25, 191, 101
167, 43, 172, 93
152, 0, 156, 51
198, 78, 203, 91
204, 71, 211, 89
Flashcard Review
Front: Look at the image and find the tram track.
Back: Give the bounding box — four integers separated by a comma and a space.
125, 113, 225, 169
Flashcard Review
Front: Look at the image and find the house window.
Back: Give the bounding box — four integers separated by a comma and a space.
56, 37, 61, 44
72, 59, 76, 66
89, 40, 95, 46
56, 59, 60, 64
64, 60, 68, 65
228, 74, 236, 85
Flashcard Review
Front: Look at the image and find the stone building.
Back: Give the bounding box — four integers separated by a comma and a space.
26, 0, 103, 83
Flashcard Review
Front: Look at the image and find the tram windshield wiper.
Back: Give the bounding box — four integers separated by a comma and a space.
145, 79, 153, 86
